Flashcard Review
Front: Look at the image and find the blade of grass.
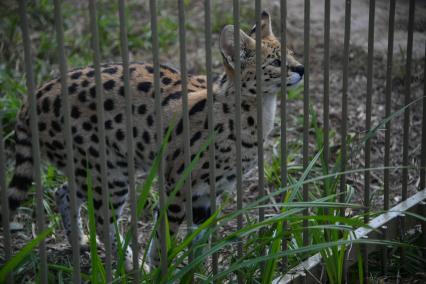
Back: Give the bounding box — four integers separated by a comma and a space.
0, 227, 54, 283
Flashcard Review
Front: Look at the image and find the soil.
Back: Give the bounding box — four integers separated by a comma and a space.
1, 0, 425, 281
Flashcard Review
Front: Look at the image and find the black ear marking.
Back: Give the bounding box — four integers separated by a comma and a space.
250, 25, 256, 36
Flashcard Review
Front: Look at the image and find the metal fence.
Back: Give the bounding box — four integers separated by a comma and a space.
1, 0, 425, 283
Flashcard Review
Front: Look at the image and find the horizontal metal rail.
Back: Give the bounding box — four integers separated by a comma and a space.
273, 189, 426, 284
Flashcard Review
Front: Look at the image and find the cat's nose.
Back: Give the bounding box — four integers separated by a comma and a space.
291, 65, 304, 77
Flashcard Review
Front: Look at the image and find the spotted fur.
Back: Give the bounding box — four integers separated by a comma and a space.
3, 11, 303, 270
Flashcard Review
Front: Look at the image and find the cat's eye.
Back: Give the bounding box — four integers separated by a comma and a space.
271, 59, 281, 67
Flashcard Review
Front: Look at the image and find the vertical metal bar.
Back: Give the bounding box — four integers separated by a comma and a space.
232, 1, 243, 282
88, 0, 112, 280
148, 0, 168, 274
178, 0, 194, 264
205, 0, 218, 278
421, 41, 426, 255
302, 0, 310, 248
0, 115, 13, 284
401, 0, 415, 266
279, 0, 288, 271
255, 0, 265, 224
421, 42, 426, 192
323, 0, 330, 183
53, 0, 81, 282
18, 1, 48, 282
402, 0, 415, 203
383, 0, 395, 274
340, 0, 351, 214
364, 0, 375, 281
118, 0, 139, 278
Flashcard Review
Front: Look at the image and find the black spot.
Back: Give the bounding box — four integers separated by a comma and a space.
44, 83, 53, 92
137, 81, 152, 93
229, 119, 234, 131
196, 78, 205, 84
86, 69, 95, 77
242, 102, 250, 111
167, 214, 185, 223
177, 164, 185, 174
249, 88, 256, 94
104, 99, 114, 111
89, 102, 96, 110
41, 97, 50, 113
90, 115, 97, 124
172, 149, 180, 160
105, 120, 112, 130
202, 162, 209, 169
145, 65, 154, 73
68, 83, 78, 94
53, 97, 61, 117
146, 115, 154, 127
114, 189, 128, 197
91, 134, 99, 143
219, 146, 232, 153
138, 105, 147, 115
168, 204, 181, 213
114, 113, 123, 123
89, 146, 99, 157
52, 140, 64, 150
193, 206, 211, 225
118, 86, 124, 96
190, 131, 202, 146
9, 174, 32, 194
15, 153, 32, 164
189, 99, 206, 116
242, 140, 255, 148
220, 74, 227, 86
222, 103, 230, 113
81, 80, 90, 87
36, 90, 43, 99
142, 131, 150, 144
89, 86, 96, 98
70, 71, 82, 80
176, 119, 183, 135
162, 77, 172, 85
102, 67, 117, 74
78, 91, 87, 102
93, 199, 102, 210
227, 174, 236, 181
51, 121, 61, 132
103, 80, 115, 91
71, 126, 77, 134
162, 91, 182, 106
83, 122, 92, 131
116, 129, 125, 141
214, 123, 224, 133
74, 135, 83, 144
228, 134, 236, 141
247, 116, 255, 126
137, 142, 145, 152
71, 106, 81, 119
133, 127, 138, 137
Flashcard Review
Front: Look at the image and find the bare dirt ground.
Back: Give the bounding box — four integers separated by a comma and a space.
1, 0, 425, 281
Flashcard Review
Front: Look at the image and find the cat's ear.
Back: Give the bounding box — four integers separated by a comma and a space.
249, 10, 273, 38
219, 25, 255, 69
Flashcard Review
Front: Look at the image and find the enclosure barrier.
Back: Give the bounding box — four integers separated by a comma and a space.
0, 0, 425, 283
